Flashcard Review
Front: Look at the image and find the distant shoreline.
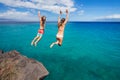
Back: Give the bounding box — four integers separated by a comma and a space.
0, 21, 120, 24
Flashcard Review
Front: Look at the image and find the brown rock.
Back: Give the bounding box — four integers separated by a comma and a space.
0, 50, 49, 80
0, 50, 3, 54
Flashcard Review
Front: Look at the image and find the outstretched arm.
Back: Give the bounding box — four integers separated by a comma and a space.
64, 9, 69, 24
58, 10, 62, 24
38, 11, 41, 22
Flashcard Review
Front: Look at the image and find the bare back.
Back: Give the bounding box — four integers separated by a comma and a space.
40, 18, 45, 29
57, 23, 66, 35
57, 9, 69, 36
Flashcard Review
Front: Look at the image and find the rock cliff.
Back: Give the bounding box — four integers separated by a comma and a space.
0, 50, 49, 80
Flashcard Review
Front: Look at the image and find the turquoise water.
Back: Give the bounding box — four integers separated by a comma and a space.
0, 22, 120, 80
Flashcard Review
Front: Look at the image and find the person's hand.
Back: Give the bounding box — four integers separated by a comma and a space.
38, 11, 40, 17
38, 11, 40, 14
66, 9, 68, 14
60, 10, 62, 14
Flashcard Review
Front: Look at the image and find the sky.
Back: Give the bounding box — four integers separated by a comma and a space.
0, 0, 120, 21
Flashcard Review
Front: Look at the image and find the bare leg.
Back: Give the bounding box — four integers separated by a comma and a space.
59, 38, 63, 46
31, 36, 39, 46
50, 41, 59, 48
34, 37, 41, 46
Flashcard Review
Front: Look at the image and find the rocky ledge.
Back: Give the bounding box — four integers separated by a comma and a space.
0, 50, 49, 80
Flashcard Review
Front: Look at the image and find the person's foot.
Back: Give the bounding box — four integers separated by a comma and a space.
50, 43, 54, 48
31, 41, 34, 46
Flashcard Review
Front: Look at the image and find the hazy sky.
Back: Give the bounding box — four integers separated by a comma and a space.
0, 0, 120, 21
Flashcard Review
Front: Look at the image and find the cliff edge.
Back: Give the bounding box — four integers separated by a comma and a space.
0, 50, 49, 80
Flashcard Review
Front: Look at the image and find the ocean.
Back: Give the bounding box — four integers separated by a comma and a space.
0, 22, 120, 80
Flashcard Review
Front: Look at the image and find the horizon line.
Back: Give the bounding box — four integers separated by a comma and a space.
0, 20, 120, 23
